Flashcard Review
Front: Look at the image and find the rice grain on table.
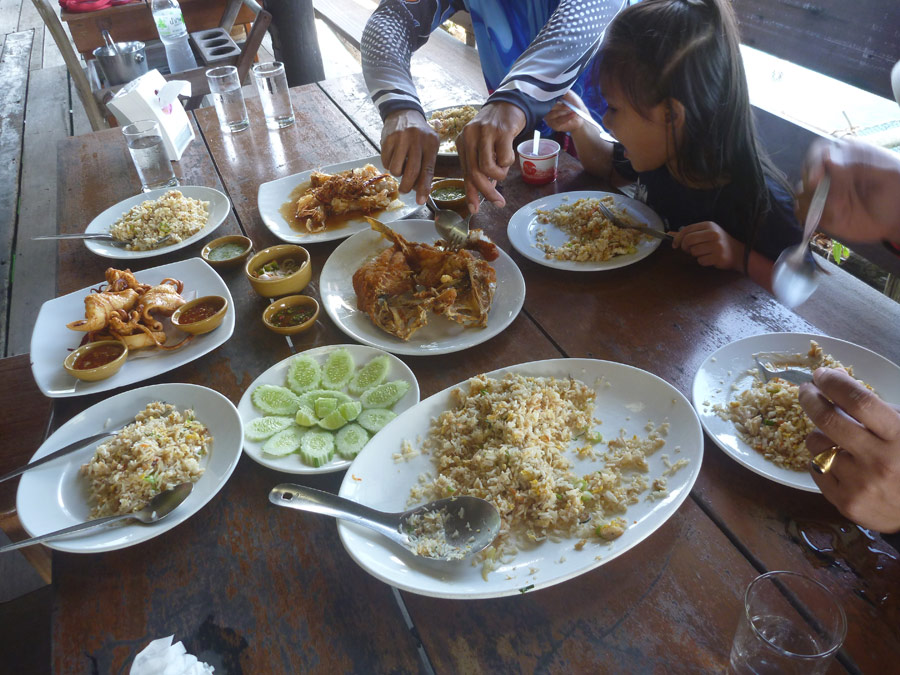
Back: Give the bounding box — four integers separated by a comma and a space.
535, 196, 647, 262
109, 190, 209, 250
80, 402, 212, 518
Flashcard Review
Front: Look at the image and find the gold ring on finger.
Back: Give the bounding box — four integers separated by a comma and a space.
811, 445, 841, 475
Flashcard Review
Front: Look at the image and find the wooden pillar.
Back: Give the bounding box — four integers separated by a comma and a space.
263, 0, 325, 86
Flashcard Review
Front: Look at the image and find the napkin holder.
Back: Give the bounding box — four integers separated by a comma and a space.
106, 69, 194, 161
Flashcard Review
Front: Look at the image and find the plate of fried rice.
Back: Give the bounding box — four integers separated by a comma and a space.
507, 191, 665, 271
692, 332, 900, 492
337, 358, 703, 599
426, 104, 481, 156
16, 383, 242, 553
83, 186, 231, 259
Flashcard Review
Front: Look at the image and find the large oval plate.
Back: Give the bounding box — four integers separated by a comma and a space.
237, 344, 420, 474
16, 383, 243, 553
426, 103, 482, 157
692, 332, 900, 492
319, 219, 525, 356
84, 186, 231, 259
337, 358, 703, 599
507, 190, 664, 271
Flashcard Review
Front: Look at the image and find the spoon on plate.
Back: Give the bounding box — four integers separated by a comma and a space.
426, 195, 469, 248
0, 483, 193, 553
33, 233, 174, 249
269, 483, 501, 561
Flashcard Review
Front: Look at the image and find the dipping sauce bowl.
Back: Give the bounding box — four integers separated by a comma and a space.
171, 295, 229, 335
430, 178, 467, 216
63, 340, 128, 381
202, 234, 253, 270
262, 295, 320, 336
245, 244, 311, 298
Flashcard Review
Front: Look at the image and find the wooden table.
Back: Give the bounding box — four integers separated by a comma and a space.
34, 64, 900, 672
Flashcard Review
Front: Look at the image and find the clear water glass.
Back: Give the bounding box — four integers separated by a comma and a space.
728, 571, 846, 674
206, 65, 249, 133
252, 61, 294, 130
121, 120, 178, 192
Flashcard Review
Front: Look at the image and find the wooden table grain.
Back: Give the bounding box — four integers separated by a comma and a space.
42, 68, 900, 673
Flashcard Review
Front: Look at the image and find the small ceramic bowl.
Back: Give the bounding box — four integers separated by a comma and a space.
171, 295, 229, 335
245, 244, 312, 298
63, 340, 128, 382
430, 178, 467, 215
262, 295, 320, 336
202, 235, 253, 270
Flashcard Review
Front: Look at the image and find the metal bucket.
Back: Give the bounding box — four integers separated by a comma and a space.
92, 41, 148, 86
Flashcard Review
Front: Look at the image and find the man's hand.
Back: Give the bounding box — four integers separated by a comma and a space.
457, 102, 527, 213
381, 109, 440, 205
671, 221, 742, 271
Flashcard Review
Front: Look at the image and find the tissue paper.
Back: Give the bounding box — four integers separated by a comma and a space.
130, 635, 214, 675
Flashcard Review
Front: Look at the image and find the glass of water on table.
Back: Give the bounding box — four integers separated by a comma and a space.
252, 61, 294, 130
206, 65, 250, 133
729, 571, 846, 674
122, 120, 179, 192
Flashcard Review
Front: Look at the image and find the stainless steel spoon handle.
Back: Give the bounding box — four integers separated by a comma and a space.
0, 431, 114, 484
269, 483, 402, 542
0, 513, 130, 553
33, 233, 114, 241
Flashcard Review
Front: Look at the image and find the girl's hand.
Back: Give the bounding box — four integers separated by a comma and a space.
543, 91, 587, 133
799, 368, 900, 533
671, 221, 742, 271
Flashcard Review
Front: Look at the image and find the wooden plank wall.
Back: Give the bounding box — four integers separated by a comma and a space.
734, 0, 900, 101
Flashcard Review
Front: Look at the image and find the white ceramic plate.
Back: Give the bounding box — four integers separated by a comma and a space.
30, 258, 235, 398
237, 344, 420, 474
507, 190, 665, 271
16, 383, 243, 553
337, 358, 703, 599
256, 155, 419, 244
426, 103, 482, 157
692, 332, 900, 492
84, 186, 231, 259
319, 219, 525, 356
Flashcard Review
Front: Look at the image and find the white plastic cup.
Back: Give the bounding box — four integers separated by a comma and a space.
121, 120, 178, 192
517, 138, 560, 185
252, 61, 295, 130
206, 65, 249, 133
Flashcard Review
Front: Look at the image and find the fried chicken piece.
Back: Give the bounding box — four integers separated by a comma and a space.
294, 164, 399, 233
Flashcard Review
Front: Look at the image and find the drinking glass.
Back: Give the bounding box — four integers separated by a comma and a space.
206, 65, 250, 133
728, 571, 847, 674
252, 61, 294, 130
121, 120, 178, 192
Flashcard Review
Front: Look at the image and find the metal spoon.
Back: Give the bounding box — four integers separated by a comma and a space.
772, 173, 831, 308
269, 483, 501, 561
33, 233, 174, 249
426, 195, 468, 248
0, 482, 193, 553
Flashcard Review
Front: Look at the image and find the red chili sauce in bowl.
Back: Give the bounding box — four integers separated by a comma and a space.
271, 305, 315, 327
74, 343, 125, 370
178, 299, 223, 324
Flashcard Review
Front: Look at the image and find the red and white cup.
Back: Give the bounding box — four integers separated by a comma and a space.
517, 139, 560, 185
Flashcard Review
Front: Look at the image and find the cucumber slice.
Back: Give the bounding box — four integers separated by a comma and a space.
360, 380, 410, 409
357, 408, 397, 433
339, 400, 362, 422
252, 384, 301, 416
314, 397, 338, 419
317, 408, 348, 431
321, 348, 355, 390
348, 355, 391, 396
299, 431, 335, 467
336, 423, 369, 459
245, 416, 295, 442
262, 426, 305, 456
287, 354, 321, 394
298, 389, 354, 411
294, 405, 318, 427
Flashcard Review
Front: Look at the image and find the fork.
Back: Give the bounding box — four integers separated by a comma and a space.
594, 201, 673, 241
753, 357, 814, 386
426, 195, 469, 249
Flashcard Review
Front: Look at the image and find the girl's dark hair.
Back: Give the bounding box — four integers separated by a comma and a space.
596, 0, 788, 271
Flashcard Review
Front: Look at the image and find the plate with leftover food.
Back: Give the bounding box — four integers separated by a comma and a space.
256, 155, 420, 244
426, 104, 481, 157
83, 186, 231, 259
692, 332, 900, 492
16, 383, 242, 553
337, 358, 703, 599
237, 344, 420, 474
507, 191, 665, 271
30, 257, 235, 398
319, 219, 525, 355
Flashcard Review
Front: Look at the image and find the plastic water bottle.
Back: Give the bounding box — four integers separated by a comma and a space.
150, 0, 197, 74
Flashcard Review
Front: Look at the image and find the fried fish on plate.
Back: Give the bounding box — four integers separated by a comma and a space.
294, 164, 399, 233
352, 218, 498, 341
